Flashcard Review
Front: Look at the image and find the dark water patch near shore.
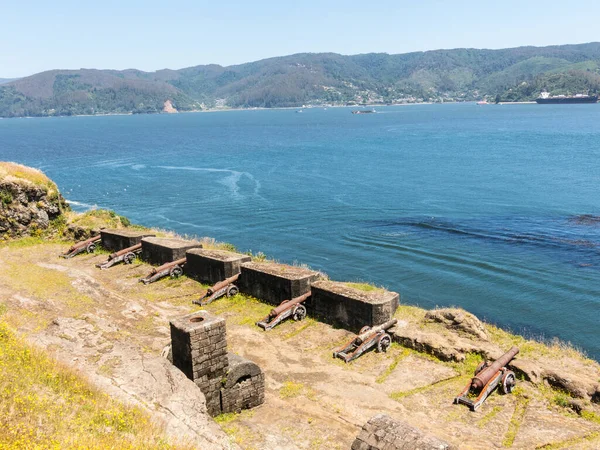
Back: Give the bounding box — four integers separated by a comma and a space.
367, 215, 600, 268
569, 214, 600, 226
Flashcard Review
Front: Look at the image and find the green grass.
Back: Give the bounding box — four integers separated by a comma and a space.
344, 282, 381, 292
0, 236, 63, 249
502, 392, 530, 447
388, 374, 460, 401
0, 320, 186, 450
536, 432, 600, 450
66, 209, 133, 230
203, 293, 272, 327
477, 406, 502, 428
375, 347, 410, 384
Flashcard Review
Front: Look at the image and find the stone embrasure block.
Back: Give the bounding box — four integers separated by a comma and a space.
237, 261, 322, 306
351, 414, 454, 450
220, 353, 265, 414
100, 228, 155, 252
310, 280, 399, 333
185, 248, 251, 284
141, 237, 202, 266
170, 310, 228, 417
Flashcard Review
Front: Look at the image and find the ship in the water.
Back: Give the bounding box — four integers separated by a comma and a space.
536, 91, 598, 104
351, 109, 376, 114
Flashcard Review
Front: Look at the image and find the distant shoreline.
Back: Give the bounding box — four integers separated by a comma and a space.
1, 100, 559, 120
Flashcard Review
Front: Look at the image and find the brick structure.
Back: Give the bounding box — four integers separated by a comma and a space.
100, 228, 155, 252
170, 311, 228, 416
352, 414, 454, 450
220, 353, 265, 414
311, 280, 399, 333
238, 261, 322, 306
185, 248, 251, 284
141, 237, 202, 266
170, 310, 265, 416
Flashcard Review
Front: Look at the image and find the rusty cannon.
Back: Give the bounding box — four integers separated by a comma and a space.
192, 274, 240, 306
454, 346, 519, 411
139, 257, 186, 285
256, 292, 310, 331
333, 319, 397, 363
60, 235, 101, 259
96, 243, 142, 270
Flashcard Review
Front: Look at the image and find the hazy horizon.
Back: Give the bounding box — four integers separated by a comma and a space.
3, 0, 600, 78
4, 40, 600, 80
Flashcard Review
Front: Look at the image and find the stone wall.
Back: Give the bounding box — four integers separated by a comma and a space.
100, 228, 155, 252
170, 310, 265, 417
311, 280, 399, 332
352, 414, 454, 450
186, 248, 251, 284
141, 237, 202, 266
221, 354, 265, 414
238, 261, 322, 306
170, 311, 228, 416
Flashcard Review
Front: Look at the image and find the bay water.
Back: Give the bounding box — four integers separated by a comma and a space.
2, 103, 599, 359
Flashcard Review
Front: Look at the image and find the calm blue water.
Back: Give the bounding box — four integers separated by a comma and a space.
2, 104, 600, 359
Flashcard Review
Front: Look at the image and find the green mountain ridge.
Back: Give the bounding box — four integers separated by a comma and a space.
2, 42, 600, 117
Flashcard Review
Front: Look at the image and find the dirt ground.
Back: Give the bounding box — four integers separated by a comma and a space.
1, 241, 599, 450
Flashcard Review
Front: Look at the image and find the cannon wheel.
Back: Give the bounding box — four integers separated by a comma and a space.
292, 305, 307, 321
123, 252, 136, 264
226, 285, 239, 297
500, 371, 516, 394
169, 266, 183, 278
86, 243, 97, 253
474, 361, 489, 376
359, 326, 371, 335
376, 333, 391, 353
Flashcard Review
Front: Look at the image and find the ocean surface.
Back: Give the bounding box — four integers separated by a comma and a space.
1, 104, 600, 359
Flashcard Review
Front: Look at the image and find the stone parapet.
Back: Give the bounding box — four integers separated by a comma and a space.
238, 261, 322, 306
186, 248, 251, 284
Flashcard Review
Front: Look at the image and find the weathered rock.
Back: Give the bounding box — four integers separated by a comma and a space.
0, 179, 67, 238
543, 369, 600, 400
425, 308, 488, 340
351, 414, 454, 450
390, 322, 499, 362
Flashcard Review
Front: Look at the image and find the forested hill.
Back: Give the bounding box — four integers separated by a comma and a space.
2, 42, 600, 117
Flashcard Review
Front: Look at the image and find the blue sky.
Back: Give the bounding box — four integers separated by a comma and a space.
1, 0, 599, 78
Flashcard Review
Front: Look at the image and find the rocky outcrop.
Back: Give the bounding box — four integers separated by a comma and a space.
352, 414, 455, 450
425, 308, 488, 340
0, 166, 68, 238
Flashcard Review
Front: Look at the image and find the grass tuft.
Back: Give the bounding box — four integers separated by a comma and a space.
344, 282, 381, 292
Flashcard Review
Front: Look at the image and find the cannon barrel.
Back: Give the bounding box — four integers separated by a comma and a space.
208, 273, 240, 295
67, 235, 101, 252
269, 293, 311, 318
109, 243, 141, 260
471, 346, 519, 391
356, 318, 397, 343
149, 257, 186, 275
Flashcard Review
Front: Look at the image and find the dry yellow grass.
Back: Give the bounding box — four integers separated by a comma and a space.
0, 320, 187, 450
0, 162, 58, 197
